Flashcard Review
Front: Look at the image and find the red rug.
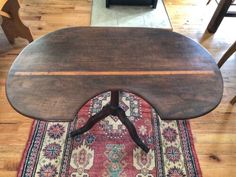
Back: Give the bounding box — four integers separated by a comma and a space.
17, 92, 202, 177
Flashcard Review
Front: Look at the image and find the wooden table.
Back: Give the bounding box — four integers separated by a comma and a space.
6, 27, 223, 152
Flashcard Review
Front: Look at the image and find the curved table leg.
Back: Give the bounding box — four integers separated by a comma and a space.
71, 104, 111, 136
116, 107, 149, 153
71, 90, 150, 153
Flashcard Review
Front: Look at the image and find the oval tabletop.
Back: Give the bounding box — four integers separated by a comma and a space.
6, 27, 223, 121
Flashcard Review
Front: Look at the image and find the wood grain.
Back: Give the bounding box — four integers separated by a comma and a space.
6, 27, 223, 121
0, 0, 235, 176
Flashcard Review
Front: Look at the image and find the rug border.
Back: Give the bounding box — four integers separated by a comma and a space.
186, 121, 203, 177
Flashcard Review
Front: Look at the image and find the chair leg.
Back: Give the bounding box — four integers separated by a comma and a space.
217, 42, 236, 105
106, 0, 110, 8
116, 107, 149, 153
207, 0, 233, 33
230, 96, 236, 104
152, 0, 157, 8
218, 41, 236, 68
70, 105, 111, 137
1, 0, 33, 44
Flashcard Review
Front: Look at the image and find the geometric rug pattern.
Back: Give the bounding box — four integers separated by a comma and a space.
17, 92, 202, 177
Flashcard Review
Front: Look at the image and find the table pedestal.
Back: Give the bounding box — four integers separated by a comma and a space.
71, 90, 149, 153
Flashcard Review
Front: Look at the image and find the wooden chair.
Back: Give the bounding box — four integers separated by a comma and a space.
207, 0, 236, 33
0, 0, 33, 44
217, 41, 236, 104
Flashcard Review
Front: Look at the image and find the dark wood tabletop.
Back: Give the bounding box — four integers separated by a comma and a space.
6, 27, 223, 122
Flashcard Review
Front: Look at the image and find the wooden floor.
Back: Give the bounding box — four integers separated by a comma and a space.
0, 0, 235, 176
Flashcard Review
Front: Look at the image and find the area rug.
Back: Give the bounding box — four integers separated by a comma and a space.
91, 0, 172, 30
17, 92, 201, 177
